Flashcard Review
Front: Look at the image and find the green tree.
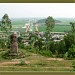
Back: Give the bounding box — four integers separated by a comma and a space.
0, 14, 12, 50
70, 22, 75, 43
49, 41, 55, 53
34, 38, 43, 50
0, 14, 12, 34
29, 32, 38, 48
72, 60, 75, 71
58, 40, 66, 54
68, 44, 75, 59
64, 33, 75, 51
45, 16, 55, 50
70, 22, 75, 33
45, 16, 55, 40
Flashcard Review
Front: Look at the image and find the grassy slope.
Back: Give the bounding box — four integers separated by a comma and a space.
0, 49, 74, 71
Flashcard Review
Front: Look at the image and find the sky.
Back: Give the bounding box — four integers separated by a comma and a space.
0, 3, 75, 18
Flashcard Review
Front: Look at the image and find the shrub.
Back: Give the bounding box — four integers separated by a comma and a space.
64, 52, 68, 59
68, 44, 75, 59
72, 60, 75, 71
39, 50, 53, 57
19, 59, 26, 66
25, 45, 31, 50
18, 36, 25, 49
18, 42, 25, 49
63, 44, 75, 60
1, 50, 12, 59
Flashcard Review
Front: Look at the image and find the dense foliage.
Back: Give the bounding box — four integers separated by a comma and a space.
0, 14, 12, 34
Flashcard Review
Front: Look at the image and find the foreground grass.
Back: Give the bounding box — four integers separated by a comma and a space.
0, 49, 74, 71
0, 72, 74, 75
0, 66, 72, 71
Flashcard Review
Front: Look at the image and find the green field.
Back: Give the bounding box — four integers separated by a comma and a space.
11, 18, 73, 32
38, 25, 71, 32
12, 24, 71, 32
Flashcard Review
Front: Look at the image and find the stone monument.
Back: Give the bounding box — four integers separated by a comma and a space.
10, 32, 18, 53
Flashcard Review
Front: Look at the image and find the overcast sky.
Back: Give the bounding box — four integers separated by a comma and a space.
0, 3, 75, 18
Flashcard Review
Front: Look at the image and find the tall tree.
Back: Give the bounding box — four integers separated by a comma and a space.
0, 14, 12, 50
45, 16, 55, 50
0, 14, 12, 34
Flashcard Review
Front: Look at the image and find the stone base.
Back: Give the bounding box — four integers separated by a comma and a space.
9, 51, 25, 59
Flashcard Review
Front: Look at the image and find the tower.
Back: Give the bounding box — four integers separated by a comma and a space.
25, 19, 30, 33
33, 18, 39, 34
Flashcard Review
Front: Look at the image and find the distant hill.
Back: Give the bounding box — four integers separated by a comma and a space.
37, 19, 62, 24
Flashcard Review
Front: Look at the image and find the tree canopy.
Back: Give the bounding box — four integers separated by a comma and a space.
0, 14, 12, 34
45, 16, 55, 32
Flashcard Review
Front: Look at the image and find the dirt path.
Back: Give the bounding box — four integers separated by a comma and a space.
0, 61, 30, 66
46, 58, 64, 61
0, 58, 64, 66
0, 62, 19, 66
0, 66, 72, 69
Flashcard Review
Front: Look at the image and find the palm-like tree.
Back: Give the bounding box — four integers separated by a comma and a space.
45, 16, 55, 50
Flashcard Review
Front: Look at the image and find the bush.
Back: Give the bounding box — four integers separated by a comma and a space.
64, 33, 75, 51
64, 52, 68, 59
19, 59, 26, 66
18, 36, 25, 49
1, 50, 12, 59
68, 44, 75, 59
25, 45, 32, 50
63, 44, 75, 60
39, 50, 53, 57
1, 50, 25, 59
18, 42, 25, 49
57, 54, 64, 58
72, 60, 75, 71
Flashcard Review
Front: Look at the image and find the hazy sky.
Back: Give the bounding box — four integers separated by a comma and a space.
0, 3, 75, 18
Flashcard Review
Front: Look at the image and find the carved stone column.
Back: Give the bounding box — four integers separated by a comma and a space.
10, 32, 18, 53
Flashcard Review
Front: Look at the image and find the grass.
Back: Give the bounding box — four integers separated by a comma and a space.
38, 25, 71, 32
0, 49, 74, 71
0, 67, 72, 71
0, 72, 74, 75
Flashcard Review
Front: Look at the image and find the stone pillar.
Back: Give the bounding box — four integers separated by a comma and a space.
10, 32, 18, 53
